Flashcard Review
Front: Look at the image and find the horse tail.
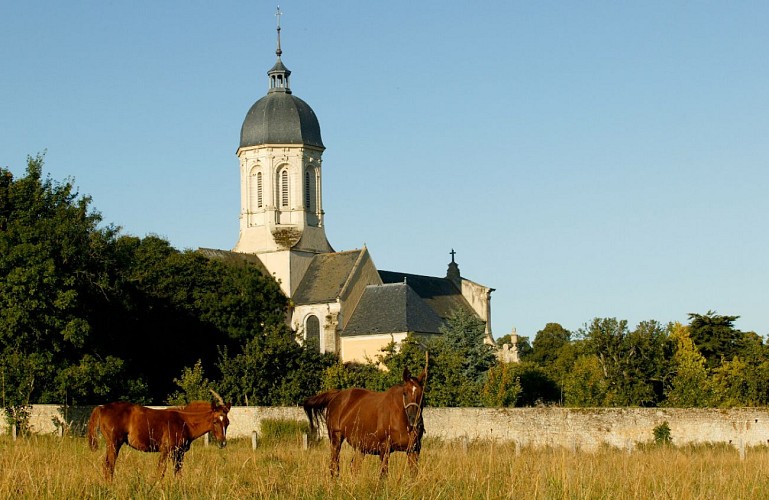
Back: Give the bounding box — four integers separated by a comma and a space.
302, 390, 339, 435
87, 406, 102, 451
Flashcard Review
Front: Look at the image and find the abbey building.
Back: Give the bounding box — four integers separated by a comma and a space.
203, 20, 495, 363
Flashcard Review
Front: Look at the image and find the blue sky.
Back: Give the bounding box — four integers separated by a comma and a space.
2, 1, 767, 339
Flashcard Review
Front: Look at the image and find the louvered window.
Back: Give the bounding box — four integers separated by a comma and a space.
280, 169, 289, 207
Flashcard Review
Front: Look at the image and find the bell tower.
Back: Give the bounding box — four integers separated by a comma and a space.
234, 8, 332, 296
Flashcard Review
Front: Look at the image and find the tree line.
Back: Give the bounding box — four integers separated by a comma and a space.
2, 156, 767, 429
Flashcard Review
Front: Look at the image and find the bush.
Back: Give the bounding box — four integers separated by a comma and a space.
653, 421, 672, 445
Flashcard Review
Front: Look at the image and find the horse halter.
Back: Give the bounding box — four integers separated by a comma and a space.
402, 384, 424, 429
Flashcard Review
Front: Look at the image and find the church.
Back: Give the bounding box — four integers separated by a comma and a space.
202, 16, 495, 363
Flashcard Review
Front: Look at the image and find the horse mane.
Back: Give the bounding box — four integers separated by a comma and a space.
176, 401, 214, 412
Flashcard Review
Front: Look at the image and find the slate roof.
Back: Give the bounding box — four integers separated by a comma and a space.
341, 283, 445, 336
292, 249, 364, 305
240, 91, 324, 149
196, 248, 271, 276
378, 270, 476, 320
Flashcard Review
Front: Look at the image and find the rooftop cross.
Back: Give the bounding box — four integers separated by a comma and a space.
450, 249, 456, 263
275, 6, 283, 57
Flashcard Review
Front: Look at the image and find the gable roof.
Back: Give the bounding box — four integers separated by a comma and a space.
292, 249, 365, 305
341, 283, 445, 336
378, 270, 476, 320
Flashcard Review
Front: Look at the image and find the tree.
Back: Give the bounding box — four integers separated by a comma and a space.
688, 311, 742, 370
217, 324, 335, 406
481, 362, 522, 407
663, 322, 711, 407
482, 361, 558, 407
529, 323, 571, 367
422, 308, 496, 406
562, 355, 608, 407
580, 318, 669, 407
0, 154, 114, 409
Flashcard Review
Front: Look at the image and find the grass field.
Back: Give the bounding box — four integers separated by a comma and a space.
2, 433, 769, 499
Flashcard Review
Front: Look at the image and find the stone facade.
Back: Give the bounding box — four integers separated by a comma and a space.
7, 406, 769, 452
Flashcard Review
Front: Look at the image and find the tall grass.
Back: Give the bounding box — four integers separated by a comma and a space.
2, 433, 769, 498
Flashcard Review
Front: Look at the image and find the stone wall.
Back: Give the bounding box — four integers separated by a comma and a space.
3, 406, 768, 451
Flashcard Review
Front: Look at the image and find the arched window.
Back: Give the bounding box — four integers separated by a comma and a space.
257, 172, 263, 208
304, 168, 314, 212
280, 169, 289, 207
306, 315, 320, 350
248, 167, 262, 212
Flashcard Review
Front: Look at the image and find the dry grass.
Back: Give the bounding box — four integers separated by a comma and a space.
2, 434, 769, 499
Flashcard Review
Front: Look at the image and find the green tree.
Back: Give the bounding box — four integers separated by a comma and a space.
166, 360, 213, 405
482, 361, 558, 407
322, 362, 388, 391
529, 323, 571, 367
580, 318, 669, 406
217, 324, 335, 406
0, 154, 115, 408
435, 308, 496, 383
481, 362, 522, 407
421, 309, 496, 406
688, 311, 742, 370
562, 355, 608, 407
663, 323, 711, 407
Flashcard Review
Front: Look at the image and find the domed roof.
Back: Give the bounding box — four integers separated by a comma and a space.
239, 92, 324, 150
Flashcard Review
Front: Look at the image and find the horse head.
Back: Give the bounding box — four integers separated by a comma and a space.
401, 353, 428, 429
209, 390, 232, 448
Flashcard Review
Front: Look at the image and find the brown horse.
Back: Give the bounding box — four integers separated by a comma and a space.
87, 391, 231, 480
303, 356, 428, 477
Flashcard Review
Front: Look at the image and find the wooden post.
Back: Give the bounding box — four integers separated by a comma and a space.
252, 431, 258, 450
739, 439, 746, 460
462, 435, 468, 454
12, 424, 17, 441
58, 426, 64, 438
204, 432, 209, 447
302, 432, 309, 451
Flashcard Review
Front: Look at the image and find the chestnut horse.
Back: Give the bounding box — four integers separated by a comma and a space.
303, 356, 428, 477
87, 391, 231, 480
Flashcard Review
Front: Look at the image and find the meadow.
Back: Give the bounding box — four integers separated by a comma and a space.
2, 432, 769, 499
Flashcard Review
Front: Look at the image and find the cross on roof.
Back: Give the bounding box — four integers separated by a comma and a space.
450, 249, 456, 263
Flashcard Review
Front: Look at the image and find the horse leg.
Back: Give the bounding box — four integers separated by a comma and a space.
104, 441, 122, 481
378, 450, 391, 478
172, 448, 185, 476
329, 431, 343, 477
407, 450, 420, 476
156, 447, 170, 479
349, 450, 365, 474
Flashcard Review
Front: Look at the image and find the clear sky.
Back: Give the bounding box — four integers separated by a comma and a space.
2, 1, 767, 339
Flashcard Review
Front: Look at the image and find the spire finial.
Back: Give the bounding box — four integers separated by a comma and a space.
275, 6, 283, 58
450, 248, 456, 263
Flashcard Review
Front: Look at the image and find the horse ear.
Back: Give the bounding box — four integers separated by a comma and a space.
418, 351, 428, 384
402, 367, 411, 382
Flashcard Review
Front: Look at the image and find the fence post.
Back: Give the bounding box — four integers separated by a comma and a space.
252, 431, 258, 450
302, 433, 309, 450
739, 439, 746, 460
12, 424, 17, 441
204, 432, 209, 447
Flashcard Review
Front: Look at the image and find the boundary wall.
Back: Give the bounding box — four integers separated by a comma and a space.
3, 405, 768, 452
